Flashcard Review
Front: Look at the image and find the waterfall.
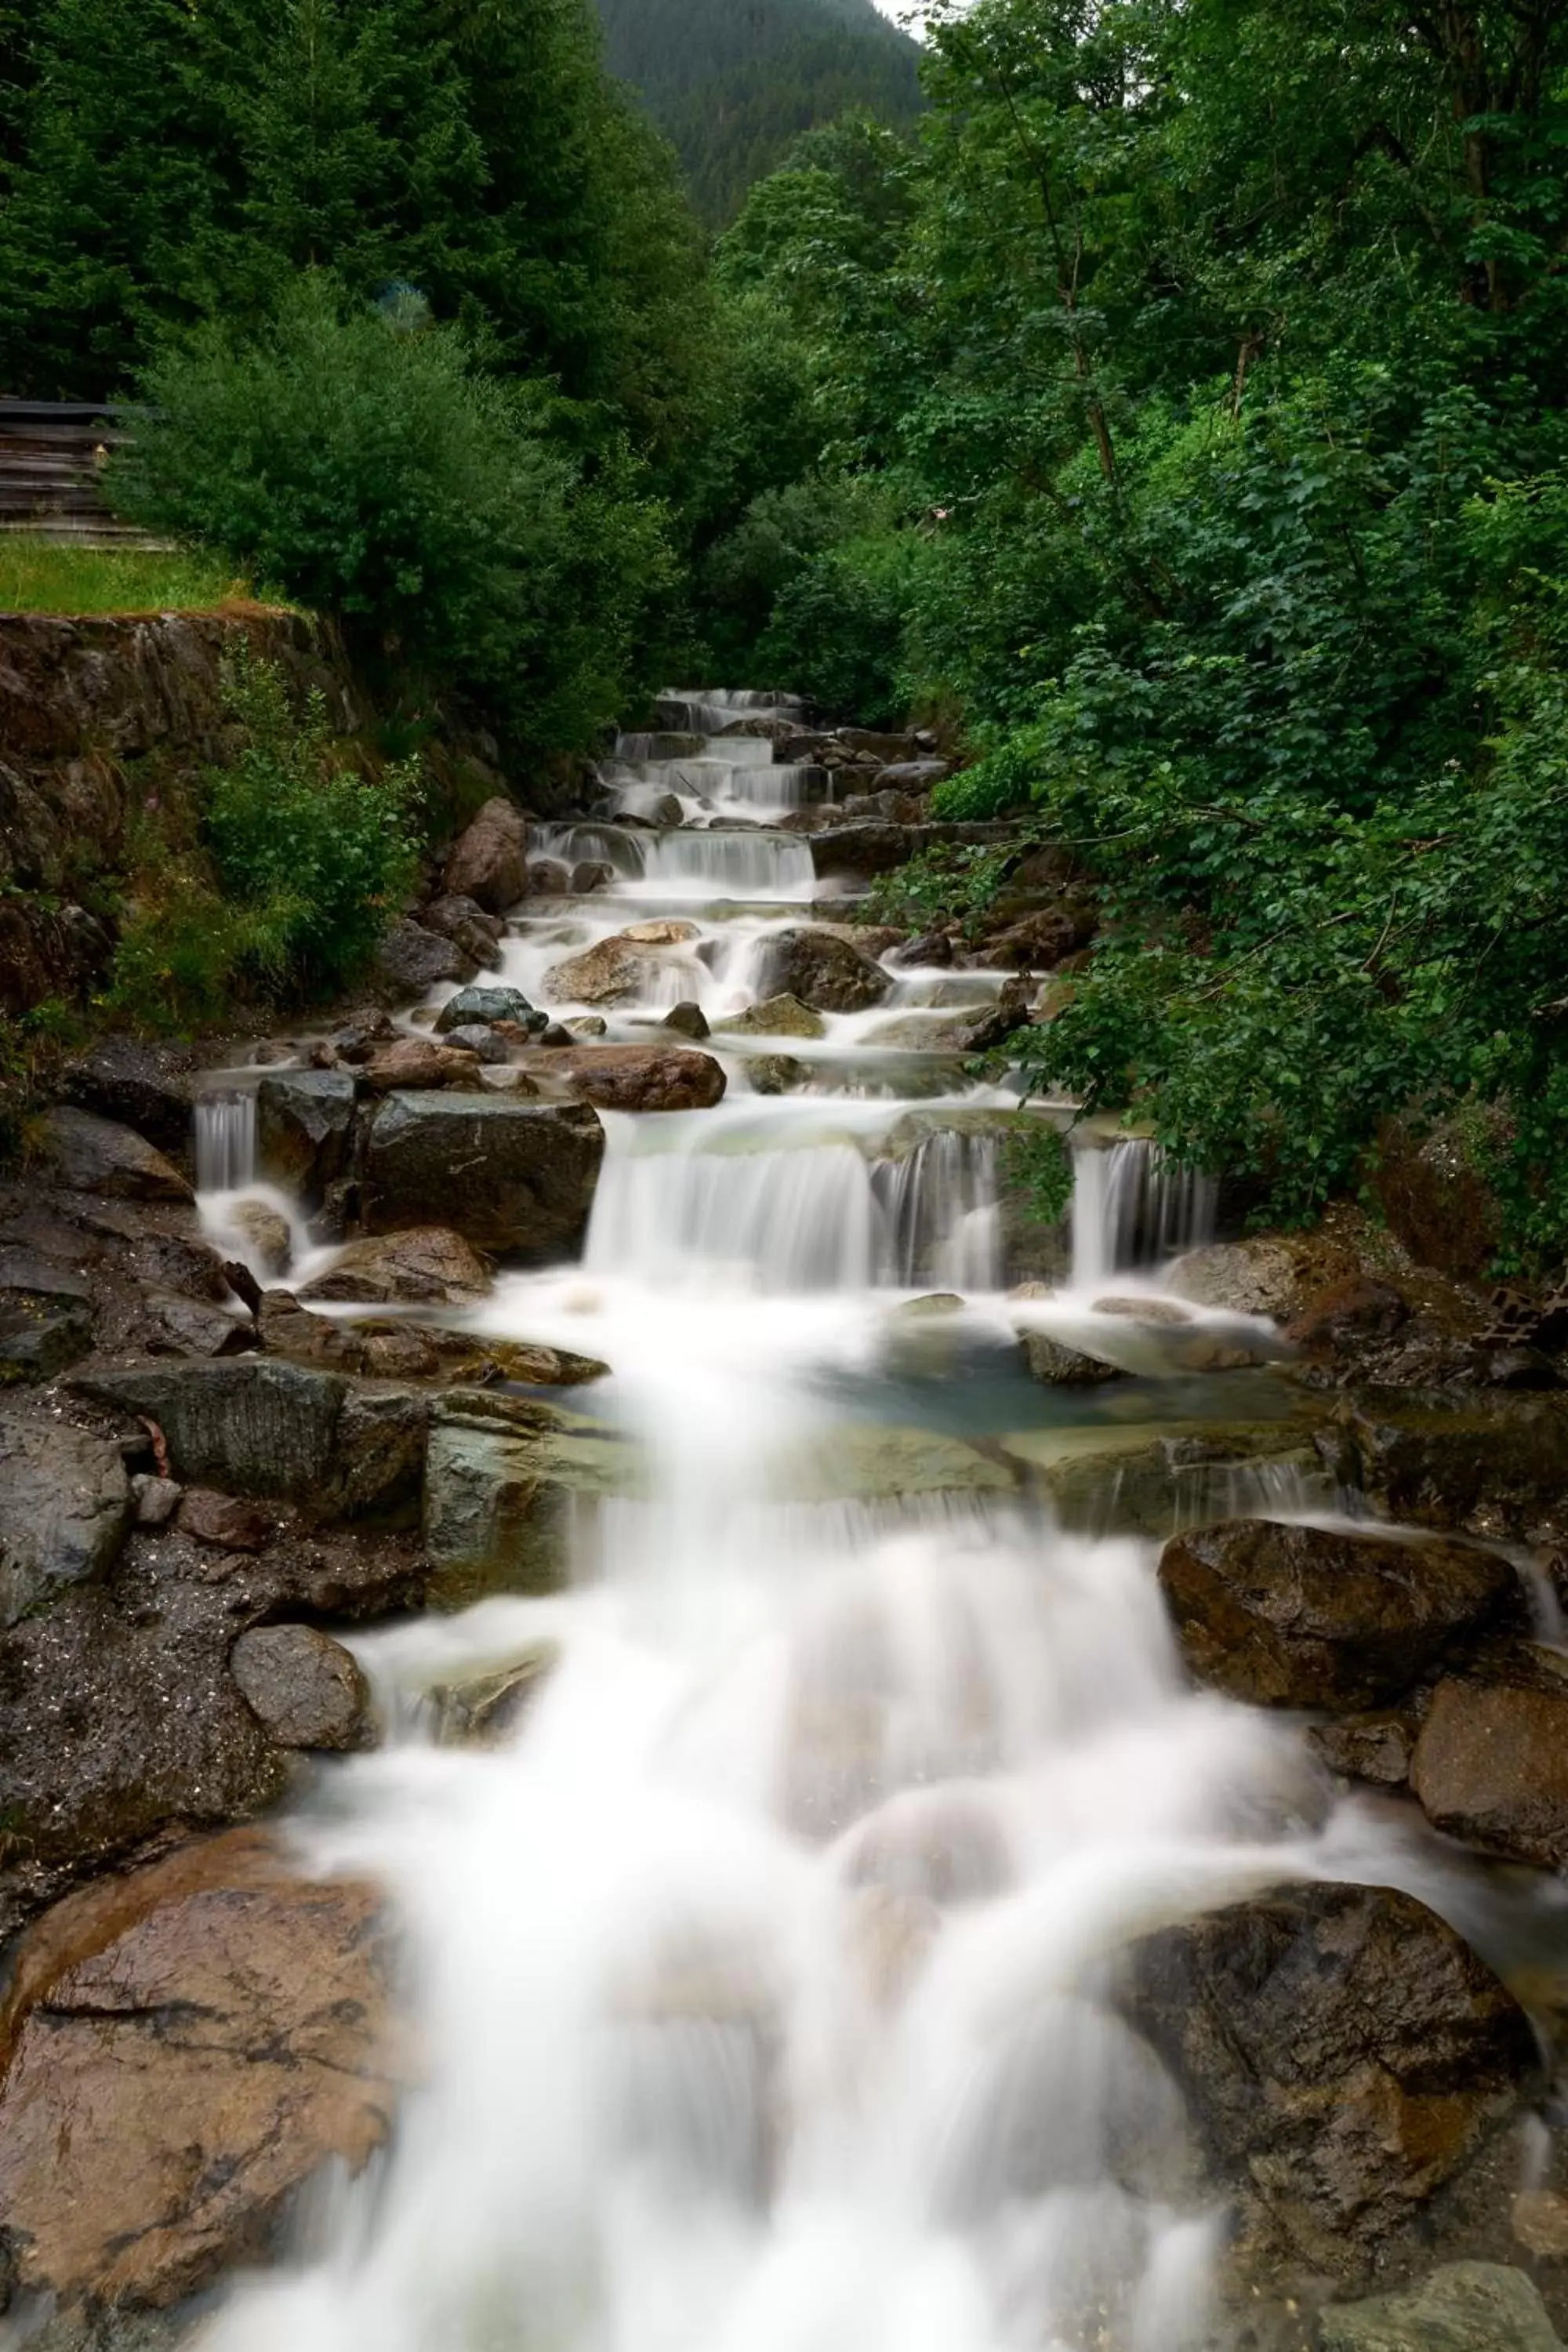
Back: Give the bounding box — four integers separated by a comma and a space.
586, 1117, 1002, 1293
1070, 1137, 1216, 1287
528, 822, 815, 902
194, 1091, 257, 1192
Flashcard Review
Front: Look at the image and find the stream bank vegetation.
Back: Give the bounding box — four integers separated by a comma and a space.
699, 0, 1568, 1270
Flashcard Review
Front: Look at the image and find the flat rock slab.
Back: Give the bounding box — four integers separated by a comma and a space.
299, 1226, 492, 1306
514, 1044, 726, 1112
0, 1828, 397, 2311
1157, 1519, 1521, 1708
358, 1092, 604, 1258
0, 1417, 129, 1626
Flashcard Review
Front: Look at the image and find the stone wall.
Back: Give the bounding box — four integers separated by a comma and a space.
0, 605, 362, 1015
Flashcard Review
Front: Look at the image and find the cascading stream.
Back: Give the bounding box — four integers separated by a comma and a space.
197, 694, 1487, 2352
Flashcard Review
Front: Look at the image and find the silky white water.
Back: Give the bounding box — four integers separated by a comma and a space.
194, 704, 1495, 2352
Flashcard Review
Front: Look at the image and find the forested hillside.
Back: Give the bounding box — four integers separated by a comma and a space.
593, 0, 922, 222
702, 0, 1568, 1265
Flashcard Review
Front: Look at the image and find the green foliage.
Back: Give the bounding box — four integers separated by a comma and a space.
1003, 1123, 1074, 1228
715, 0, 1568, 1263
115, 276, 676, 756
106, 648, 419, 1028
864, 840, 1025, 938
594, 0, 921, 226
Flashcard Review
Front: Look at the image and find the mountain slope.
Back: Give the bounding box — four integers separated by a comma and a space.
594, 0, 922, 224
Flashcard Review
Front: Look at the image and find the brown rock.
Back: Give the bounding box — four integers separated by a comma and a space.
1111, 1879, 1541, 2277
442, 796, 528, 913
227, 1196, 293, 1278
229, 1624, 371, 1750
539, 934, 684, 1007
516, 1043, 727, 1112
33, 1107, 193, 1203
1342, 1391, 1568, 1538
971, 905, 1094, 971
299, 1225, 491, 1306
0, 1828, 397, 2310
1412, 1671, 1568, 1865
1287, 1275, 1411, 1352
179, 1489, 273, 1552
361, 1036, 483, 1092
1157, 1519, 1520, 1709
1308, 1709, 1417, 1787
758, 926, 890, 1014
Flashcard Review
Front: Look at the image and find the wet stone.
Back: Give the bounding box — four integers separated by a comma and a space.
228, 1623, 372, 1750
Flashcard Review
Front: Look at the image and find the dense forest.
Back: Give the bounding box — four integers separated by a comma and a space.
593, 0, 922, 222
3, 0, 1568, 1263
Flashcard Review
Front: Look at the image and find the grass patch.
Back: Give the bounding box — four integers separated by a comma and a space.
0, 535, 263, 616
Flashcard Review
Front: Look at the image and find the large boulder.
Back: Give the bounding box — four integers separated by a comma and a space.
1156, 1519, 1521, 1709
1111, 1880, 1540, 2279
33, 1108, 192, 1203
0, 1418, 130, 1627
423, 1389, 638, 1607
0, 1829, 396, 2312
441, 797, 528, 913
1319, 2262, 1565, 2352
539, 934, 681, 1007
1342, 1392, 1568, 1539
1166, 1237, 1308, 1321
758, 927, 891, 1014
358, 1093, 603, 1258
256, 1069, 356, 1196
1411, 1669, 1568, 1866
360, 1036, 482, 1092
434, 984, 545, 1035
60, 1038, 194, 1157
228, 1624, 372, 1751
713, 993, 827, 1040
299, 1226, 491, 1307
517, 1043, 727, 1112
72, 1361, 426, 1520
376, 917, 470, 993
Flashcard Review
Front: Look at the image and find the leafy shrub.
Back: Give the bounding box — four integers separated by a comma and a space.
116, 274, 675, 754
756, 529, 920, 723
106, 648, 419, 1029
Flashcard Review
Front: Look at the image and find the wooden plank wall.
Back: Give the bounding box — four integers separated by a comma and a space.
0, 401, 158, 545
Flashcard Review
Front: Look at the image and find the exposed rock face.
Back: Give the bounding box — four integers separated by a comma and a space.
969, 905, 1095, 971
0, 1418, 130, 1626
361, 1036, 482, 1092
60, 1040, 195, 1158
34, 1108, 192, 1203
229, 1624, 372, 1749
376, 917, 471, 993
1111, 1881, 1540, 2279
358, 1093, 603, 1258
434, 984, 543, 1035
714, 993, 826, 1040
256, 1069, 356, 1196
0, 608, 354, 1015
1341, 1392, 1568, 1538
442, 797, 529, 913
1318, 2261, 1565, 2352
759, 927, 890, 1014
0, 1829, 396, 2312
518, 1043, 727, 1112
74, 1360, 423, 1519
0, 1586, 292, 1875
539, 934, 683, 1007
423, 1389, 637, 1607
1166, 1237, 1308, 1321
299, 1226, 491, 1306
1411, 1670, 1568, 1866
808, 819, 1014, 881
1157, 1520, 1521, 1708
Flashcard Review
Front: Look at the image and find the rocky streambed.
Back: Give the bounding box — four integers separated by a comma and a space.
4, 692, 1568, 2352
